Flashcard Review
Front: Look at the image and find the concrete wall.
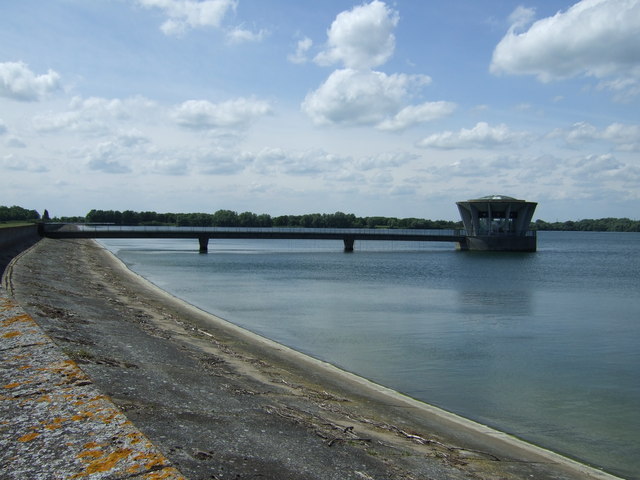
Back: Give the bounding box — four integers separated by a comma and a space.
0, 225, 41, 276
464, 235, 536, 252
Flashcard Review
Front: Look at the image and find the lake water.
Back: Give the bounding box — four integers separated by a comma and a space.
100, 231, 640, 479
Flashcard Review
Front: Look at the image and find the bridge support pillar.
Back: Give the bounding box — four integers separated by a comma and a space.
198, 236, 209, 253
343, 237, 354, 252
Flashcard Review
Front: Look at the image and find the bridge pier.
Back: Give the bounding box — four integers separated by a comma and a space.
198, 236, 209, 253
343, 237, 354, 252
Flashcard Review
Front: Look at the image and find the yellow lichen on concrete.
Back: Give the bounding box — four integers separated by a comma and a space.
77, 448, 104, 460
126, 430, 145, 445
1, 313, 33, 327
2, 331, 22, 338
18, 431, 40, 442
74, 447, 133, 477
42, 416, 66, 431
0, 298, 18, 311
82, 441, 106, 450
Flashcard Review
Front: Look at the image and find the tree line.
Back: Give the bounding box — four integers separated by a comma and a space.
533, 218, 640, 232
84, 209, 461, 230
3, 205, 640, 232
0, 205, 42, 222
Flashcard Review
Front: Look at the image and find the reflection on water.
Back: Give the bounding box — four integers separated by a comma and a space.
101, 232, 640, 479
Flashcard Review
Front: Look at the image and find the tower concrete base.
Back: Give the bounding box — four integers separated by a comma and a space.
460, 235, 536, 252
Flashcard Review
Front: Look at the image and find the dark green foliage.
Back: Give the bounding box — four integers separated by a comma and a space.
533, 218, 640, 232
0, 205, 40, 222
81, 208, 462, 229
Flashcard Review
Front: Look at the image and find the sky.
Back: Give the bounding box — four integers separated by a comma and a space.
1, 0, 639, 221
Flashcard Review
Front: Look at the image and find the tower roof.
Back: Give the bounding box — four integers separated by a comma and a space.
470, 195, 520, 202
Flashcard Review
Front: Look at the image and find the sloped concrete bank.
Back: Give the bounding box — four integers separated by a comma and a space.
2, 238, 623, 480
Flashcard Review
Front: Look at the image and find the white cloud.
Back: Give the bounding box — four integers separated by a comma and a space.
355, 151, 416, 170
491, 0, 640, 98
198, 150, 249, 175
87, 140, 134, 174
507, 6, 536, 31
150, 157, 190, 176
602, 123, 640, 151
302, 69, 430, 127
558, 121, 640, 151
137, 0, 237, 36
33, 96, 157, 135
314, 0, 399, 69
226, 26, 268, 44
84, 131, 154, 174
575, 153, 623, 178
0, 119, 6, 135
377, 101, 457, 131
302, 1, 452, 131
172, 98, 271, 130
417, 122, 531, 149
5, 136, 26, 148
1, 153, 48, 172
288, 37, 313, 64
0, 61, 61, 101
252, 147, 346, 177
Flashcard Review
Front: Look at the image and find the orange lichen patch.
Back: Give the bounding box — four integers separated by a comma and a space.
18, 432, 40, 442
43, 417, 67, 431
75, 448, 133, 476
71, 411, 94, 422
126, 431, 145, 445
86, 394, 109, 403
77, 449, 104, 460
2, 330, 22, 338
1, 313, 33, 327
83, 441, 105, 450
3, 382, 21, 389
36, 394, 52, 403
98, 411, 120, 424
144, 453, 168, 470
126, 463, 144, 475
0, 299, 18, 311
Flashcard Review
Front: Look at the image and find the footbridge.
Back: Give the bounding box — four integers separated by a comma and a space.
42, 225, 468, 252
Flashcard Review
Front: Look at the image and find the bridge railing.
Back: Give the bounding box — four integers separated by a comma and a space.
65, 224, 467, 237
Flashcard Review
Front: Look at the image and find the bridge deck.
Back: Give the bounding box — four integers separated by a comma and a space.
43, 226, 467, 251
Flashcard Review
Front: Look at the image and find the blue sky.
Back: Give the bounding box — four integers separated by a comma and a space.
1, 0, 639, 221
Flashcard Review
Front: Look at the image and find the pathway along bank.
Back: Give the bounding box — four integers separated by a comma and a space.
3, 237, 621, 480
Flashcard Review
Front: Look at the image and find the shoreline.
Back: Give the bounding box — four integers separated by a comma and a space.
5, 238, 623, 480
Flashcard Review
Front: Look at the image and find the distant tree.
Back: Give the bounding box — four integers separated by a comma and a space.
42, 209, 51, 221
212, 209, 238, 227
121, 210, 139, 225
0, 205, 40, 222
238, 211, 258, 227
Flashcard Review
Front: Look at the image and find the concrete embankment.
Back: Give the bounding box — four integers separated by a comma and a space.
0, 291, 186, 479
